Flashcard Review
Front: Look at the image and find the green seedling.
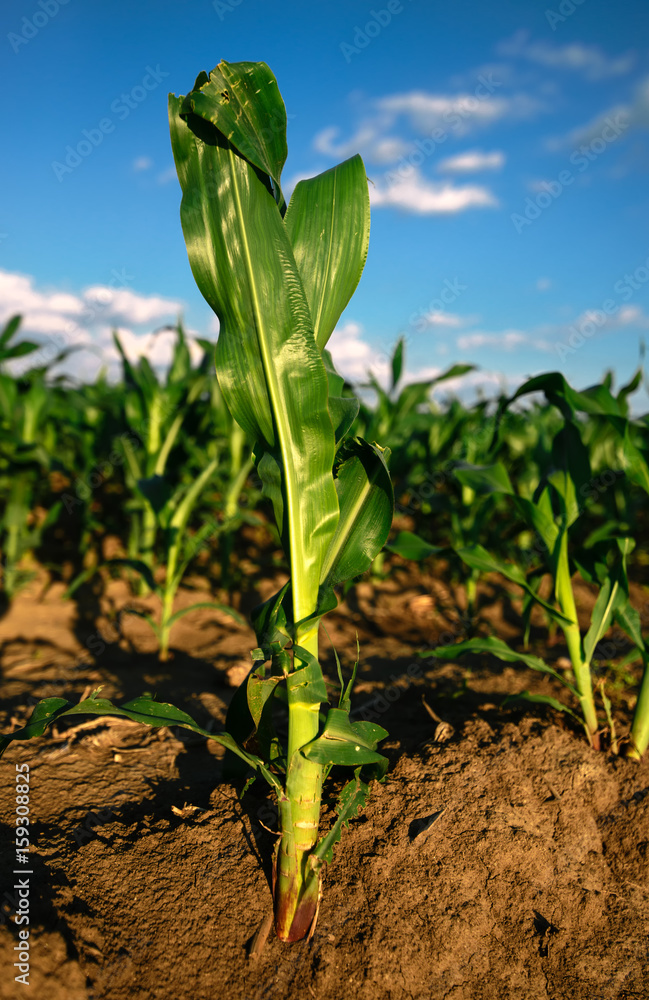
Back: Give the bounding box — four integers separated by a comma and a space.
0, 316, 64, 597
422, 372, 649, 756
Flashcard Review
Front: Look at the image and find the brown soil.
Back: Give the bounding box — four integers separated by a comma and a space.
0, 563, 648, 1000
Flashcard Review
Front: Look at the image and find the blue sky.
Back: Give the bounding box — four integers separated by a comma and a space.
1, 0, 648, 406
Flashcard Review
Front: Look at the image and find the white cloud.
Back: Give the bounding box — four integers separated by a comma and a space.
327, 321, 389, 382
418, 311, 477, 328
457, 331, 554, 352
312, 82, 543, 173
536, 277, 551, 292
369, 168, 498, 214
133, 156, 153, 172
376, 89, 543, 135
438, 150, 505, 173
0, 268, 184, 379
83, 285, 181, 326
497, 31, 635, 80
313, 125, 410, 164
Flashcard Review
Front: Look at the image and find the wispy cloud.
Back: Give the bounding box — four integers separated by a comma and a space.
313, 125, 410, 165
418, 310, 478, 328
375, 89, 543, 135
437, 150, 505, 173
133, 155, 153, 172
369, 168, 498, 214
457, 330, 554, 352
497, 31, 635, 80
557, 75, 649, 148
312, 82, 544, 173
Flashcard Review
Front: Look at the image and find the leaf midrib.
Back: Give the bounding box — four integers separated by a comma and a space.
226, 148, 311, 620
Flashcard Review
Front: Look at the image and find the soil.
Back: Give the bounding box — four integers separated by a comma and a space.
0, 558, 648, 1000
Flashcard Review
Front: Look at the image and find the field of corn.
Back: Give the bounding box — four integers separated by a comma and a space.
1, 60, 648, 1000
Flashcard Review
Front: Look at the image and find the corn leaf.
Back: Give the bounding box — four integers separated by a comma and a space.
284, 154, 370, 350
454, 544, 572, 625
319, 439, 393, 592
502, 690, 583, 725
387, 531, 443, 562
424, 635, 579, 697
0, 692, 282, 791
311, 767, 372, 868
180, 60, 288, 211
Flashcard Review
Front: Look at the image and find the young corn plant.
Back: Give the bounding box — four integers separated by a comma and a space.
424, 372, 649, 756
0, 316, 63, 598
0, 60, 394, 943
115, 459, 247, 660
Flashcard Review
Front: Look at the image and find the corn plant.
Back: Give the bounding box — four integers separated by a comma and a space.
0, 60, 394, 943
114, 323, 209, 587
118, 457, 247, 661
0, 316, 63, 597
423, 372, 649, 756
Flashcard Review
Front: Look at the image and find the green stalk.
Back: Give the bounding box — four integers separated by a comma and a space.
3, 475, 30, 598
139, 395, 163, 592
158, 540, 179, 662
628, 657, 649, 760
274, 626, 323, 942
555, 534, 600, 749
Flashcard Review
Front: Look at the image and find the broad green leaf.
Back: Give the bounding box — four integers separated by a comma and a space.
285, 155, 370, 350
454, 544, 572, 625
246, 671, 284, 762
0, 692, 282, 791
387, 531, 443, 562
289, 646, 329, 705
502, 690, 582, 725
250, 581, 292, 653
322, 349, 359, 445
515, 488, 560, 555
429, 362, 476, 385
391, 338, 404, 391
169, 89, 339, 623
311, 767, 372, 867
300, 706, 388, 767
166, 601, 245, 628
180, 60, 288, 211
319, 439, 394, 591
614, 600, 644, 651
136, 475, 173, 516
547, 422, 591, 528
453, 461, 514, 496
0, 314, 21, 350
167, 324, 191, 385
107, 558, 158, 594
169, 457, 219, 532
423, 635, 579, 696
507, 372, 619, 419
